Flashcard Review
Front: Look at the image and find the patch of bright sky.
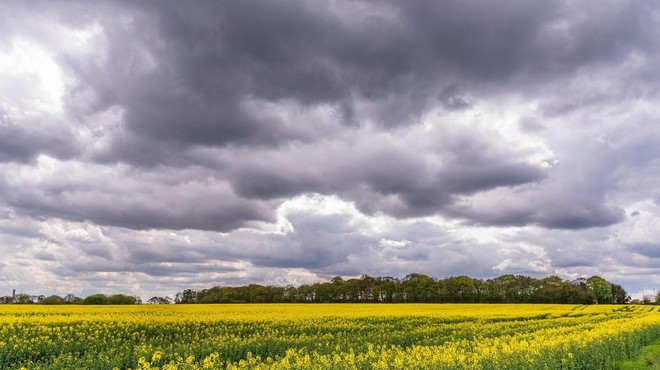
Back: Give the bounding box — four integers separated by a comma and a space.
267, 193, 392, 236
59, 21, 105, 58
0, 38, 66, 116
610, 199, 660, 246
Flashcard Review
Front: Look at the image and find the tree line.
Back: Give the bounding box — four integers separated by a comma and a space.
3, 293, 142, 305
2, 273, 631, 305
3, 292, 180, 305
174, 273, 630, 304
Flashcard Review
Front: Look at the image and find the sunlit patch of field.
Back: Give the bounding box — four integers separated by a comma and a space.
2, 304, 660, 369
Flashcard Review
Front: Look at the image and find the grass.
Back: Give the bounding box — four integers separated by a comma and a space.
619, 342, 660, 369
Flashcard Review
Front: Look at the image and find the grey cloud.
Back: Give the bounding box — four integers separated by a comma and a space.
441, 162, 545, 195
451, 188, 625, 230
359, 155, 545, 219
519, 116, 546, 133
227, 127, 547, 220
537, 203, 625, 230
0, 209, 41, 239
8, 189, 268, 232
1, 163, 275, 232
33, 250, 57, 262
446, 110, 660, 230
549, 252, 597, 269
438, 86, 471, 111
0, 113, 78, 164
1, 0, 650, 231
28, 207, 369, 277
242, 211, 492, 278
247, 212, 373, 270
630, 243, 660, 259
32, 0, 654, 164
231, 163, 327, 200
126, 245, 212, 265
60, 261, 239, 277
398, 0, 655, 82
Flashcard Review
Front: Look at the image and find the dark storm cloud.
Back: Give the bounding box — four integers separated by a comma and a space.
0, 112, 78, 164
0, 0, 654, 232
538, 204, 625, 229
19, 188, 269, 233
230, 163, 328, 200
450, 184, 626, 230
227, 127, 547, 221
53, 0, 656, 158
0, 163, 275, 232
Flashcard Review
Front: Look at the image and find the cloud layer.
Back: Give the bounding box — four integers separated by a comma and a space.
1, 0, 660, 298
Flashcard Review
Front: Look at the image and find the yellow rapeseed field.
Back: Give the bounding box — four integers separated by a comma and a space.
2, 304, 660, 369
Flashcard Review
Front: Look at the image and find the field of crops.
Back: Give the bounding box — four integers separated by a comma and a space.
2, 304, 660, 369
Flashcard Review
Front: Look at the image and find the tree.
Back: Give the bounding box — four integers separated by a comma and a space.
489, 275, 517, 303
41, 295, 65, 305
268, 286, 286, 303
445, 275, 477, 303
180, 289, 198, 304
169, 272, 629, 305
344, 279, 361, 302
587, 276, 613, 304
536, 276, 566, 303
515, 275, 535, 302
402, 274, 436, 302
380, 277, 397, 303
83, 294, 109, 305
314, 282, 336, 303
148, 296, 172, 304
330, 276, 345, 301
108, 294, 137, 305
64, 293, 82, 304
284, 285, 297, 302
14, 293, 34, 304
566, 278, 589, 304
359, 275, 376, 301
611, 284, 629, 304
480, 279, 498, 303
248, 285, 269, 303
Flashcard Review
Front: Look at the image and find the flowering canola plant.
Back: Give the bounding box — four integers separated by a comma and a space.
1, 304, 659, 369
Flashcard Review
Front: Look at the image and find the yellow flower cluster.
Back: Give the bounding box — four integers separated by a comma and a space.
1, 304, 659, 369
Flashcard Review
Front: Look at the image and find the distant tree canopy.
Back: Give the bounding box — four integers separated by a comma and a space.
4, 274, 631, 305
148, 296, 173, 304
174, 274, 630, 305
82, 294, 139, 305
41, 295, 65, 305
13, 293, 35, 304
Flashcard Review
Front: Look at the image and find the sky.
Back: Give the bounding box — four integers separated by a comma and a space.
1, 0, 660, 300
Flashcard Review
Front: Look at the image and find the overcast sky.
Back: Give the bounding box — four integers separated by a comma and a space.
2, 0, 660, 299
